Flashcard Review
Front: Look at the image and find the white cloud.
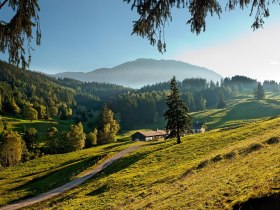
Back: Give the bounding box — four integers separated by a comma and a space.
270, 61, 278, 65
174, 23, 280, 82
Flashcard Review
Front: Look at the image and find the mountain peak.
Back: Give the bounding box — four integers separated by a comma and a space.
54, 59, 222, 88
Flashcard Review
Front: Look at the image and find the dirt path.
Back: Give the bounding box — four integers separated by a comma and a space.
0, 144, 142, 210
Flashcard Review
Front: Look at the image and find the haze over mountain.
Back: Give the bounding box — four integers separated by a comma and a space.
54, 59, 222, 88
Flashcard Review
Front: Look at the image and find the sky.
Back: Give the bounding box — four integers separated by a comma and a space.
2, 0, 280, 81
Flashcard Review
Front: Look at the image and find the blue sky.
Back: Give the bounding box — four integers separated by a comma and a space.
2, 1, 280, 80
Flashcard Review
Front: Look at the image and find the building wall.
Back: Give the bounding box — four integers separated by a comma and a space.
131, 133, 146, 141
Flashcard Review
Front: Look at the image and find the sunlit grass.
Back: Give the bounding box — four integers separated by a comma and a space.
192, 94, 280, 129
26, 117, 280, 209
0, 137, 135, 206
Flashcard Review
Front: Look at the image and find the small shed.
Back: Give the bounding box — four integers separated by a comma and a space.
192, 122, 206, 133
131, 130, 168, 141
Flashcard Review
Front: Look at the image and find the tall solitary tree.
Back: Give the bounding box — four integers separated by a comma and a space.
164, 76, 192, 144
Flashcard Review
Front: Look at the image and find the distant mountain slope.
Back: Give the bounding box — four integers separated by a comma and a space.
54, 59, 222, 88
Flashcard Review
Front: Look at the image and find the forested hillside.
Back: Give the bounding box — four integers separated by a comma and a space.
0, 61, 129, 125
1, 61, 280, 131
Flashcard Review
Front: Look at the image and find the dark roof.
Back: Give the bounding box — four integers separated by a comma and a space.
132, 130, 167, 137
193, 122, 204, 129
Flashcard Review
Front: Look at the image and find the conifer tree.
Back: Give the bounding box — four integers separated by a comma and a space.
164, 76, 192, 144
23, 127, 38, 151
255, 82, 265, 100
46, 127, 60, 154
217, 91, 226, 108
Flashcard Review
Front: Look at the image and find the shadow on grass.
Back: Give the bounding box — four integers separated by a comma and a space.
103, 141, 131, 151
9, 155, 105, 204
233, 192, 280, 210
86, 184, 108, 196
19, 157, 92, 179
101, 152, 150, 177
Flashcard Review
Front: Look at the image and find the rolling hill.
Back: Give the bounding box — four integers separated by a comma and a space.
54, 58, 222, 88
3, 117, 278, 209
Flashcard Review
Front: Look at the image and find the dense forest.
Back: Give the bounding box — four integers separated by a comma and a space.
1, 60, 280, 166
1, 61, 279, 131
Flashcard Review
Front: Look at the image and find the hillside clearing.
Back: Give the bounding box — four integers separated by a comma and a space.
192, 98, 280, 129
25, 117, 280, 209
0, 139, 139, 207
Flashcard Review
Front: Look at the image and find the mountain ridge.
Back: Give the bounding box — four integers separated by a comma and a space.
54, 58, 222, 88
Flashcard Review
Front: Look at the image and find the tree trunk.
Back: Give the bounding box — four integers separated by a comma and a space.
176, 115, 181, 144
176, 127, 181, 144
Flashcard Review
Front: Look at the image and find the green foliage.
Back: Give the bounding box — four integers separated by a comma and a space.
35, 105, 48, 119
59, 104, 72, 120
217, 91, 226, 108
0, 129, 22, 167
64, 122, 86, 152
164, 76, 192, 144
86, 128, 98, 147
23, 105, 38, 120
7, 97, 21, 114
0, 0, 41, 68
28, 117, 280, 210
48, 106, 59, 118
46, 127, 60, 154
23, 127, 38, 151
255, 82, 265, 100
125, 0, 273, 52
97, 105, 120, 145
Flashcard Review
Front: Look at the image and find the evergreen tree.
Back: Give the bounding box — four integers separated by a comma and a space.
23, 127, 38, 151
164, 76, 192, 144
46, 127, 60, 154
97, 105, 120, 145
0, 129, 23, 167
217, 91, 226, 108
255, 82, 265, 100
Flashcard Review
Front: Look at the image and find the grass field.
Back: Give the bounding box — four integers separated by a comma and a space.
23, 117, 280, 209
192, 94, 280, 129
0, 136, 138, 207
1, 116, 73, 133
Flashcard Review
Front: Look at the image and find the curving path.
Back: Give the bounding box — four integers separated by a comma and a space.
0, 144, 142, 210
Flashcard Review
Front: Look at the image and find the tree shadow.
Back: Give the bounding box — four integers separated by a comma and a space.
101, 152, 150, 177
9, 155, 105, 203
86, 184, 108, 196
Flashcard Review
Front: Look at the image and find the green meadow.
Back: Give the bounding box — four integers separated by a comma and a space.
0, 92, 279, 209
0, 138, 136, 206
19, 117, 280, 209
192, 92, 280, 129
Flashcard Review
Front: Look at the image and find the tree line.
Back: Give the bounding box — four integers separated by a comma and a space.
0, 105, 119, 167
0, 62, 275, 131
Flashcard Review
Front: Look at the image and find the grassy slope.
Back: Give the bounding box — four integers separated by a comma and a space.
192, 92, 280, 129
0, 135, 138, 207
25, 117, 280, 209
